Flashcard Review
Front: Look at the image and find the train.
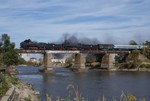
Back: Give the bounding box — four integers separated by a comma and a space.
20, 39, 147, 51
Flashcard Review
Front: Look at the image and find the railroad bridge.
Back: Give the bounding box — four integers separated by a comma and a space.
17, 49, 130, 72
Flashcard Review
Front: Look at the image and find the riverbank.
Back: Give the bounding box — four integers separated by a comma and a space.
1, 80, 40, 101
14, 81, 40, 101
0, 66, 40, 101
91, 68, 150, 72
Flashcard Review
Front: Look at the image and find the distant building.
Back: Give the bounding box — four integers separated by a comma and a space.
20, 54, 42, 62
51, 58, 66, 64
20, 54, 30, 61
29, 57, 40, 63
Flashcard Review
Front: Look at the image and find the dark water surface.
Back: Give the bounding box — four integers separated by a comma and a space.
16, 66, 150, 101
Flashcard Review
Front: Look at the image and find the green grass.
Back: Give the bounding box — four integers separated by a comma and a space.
140, 62, 150, 69
0, 73, 18, 97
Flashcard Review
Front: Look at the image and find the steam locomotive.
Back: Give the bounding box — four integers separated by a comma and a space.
20, 39, 147, 51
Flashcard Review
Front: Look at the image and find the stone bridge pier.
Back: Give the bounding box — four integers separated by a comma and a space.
43, 52, 53, 72
101, 53, 117, 69
42, 52, 87, 72
72, 53, 86, 72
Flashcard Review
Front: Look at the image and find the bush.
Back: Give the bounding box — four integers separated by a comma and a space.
140, 63, 150, 69
0, 73, 18, 97
0, 73, 10, 97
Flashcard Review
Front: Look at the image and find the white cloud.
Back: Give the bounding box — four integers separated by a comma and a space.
0, 0, 150, 47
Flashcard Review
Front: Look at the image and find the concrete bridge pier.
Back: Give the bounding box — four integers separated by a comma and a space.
73, 53, 86, 72
42, 52, 53, 72
101, 53, 117, 70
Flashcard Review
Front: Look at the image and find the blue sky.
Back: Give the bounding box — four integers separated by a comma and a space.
0, 0, 150, 47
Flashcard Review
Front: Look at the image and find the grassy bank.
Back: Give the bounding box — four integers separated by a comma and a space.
140, 62, 150, 69
0, 73, 18, 97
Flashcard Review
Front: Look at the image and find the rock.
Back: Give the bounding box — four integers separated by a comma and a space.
34, 91, 40, 95
14, 81, 39, 101
5, 66, 19, 75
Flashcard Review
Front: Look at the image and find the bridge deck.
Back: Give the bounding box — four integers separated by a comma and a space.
17, 49, 130, 54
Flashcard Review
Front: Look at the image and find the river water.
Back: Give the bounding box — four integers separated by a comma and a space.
16, 66, 150, 101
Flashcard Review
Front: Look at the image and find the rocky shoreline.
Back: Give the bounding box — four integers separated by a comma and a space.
1, 80, 40, 101
13, 81, 40, 101
1, 66, 40, 101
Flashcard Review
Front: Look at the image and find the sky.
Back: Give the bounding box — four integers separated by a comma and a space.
0, 0, 150, 48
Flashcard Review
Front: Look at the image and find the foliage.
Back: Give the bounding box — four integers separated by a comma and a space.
140, 62, 150, 68
125, 50, 141, 68
143, 40, 150, 47
143, 47, 150, 59
127, 50, 140, 60
143, 40, 150, 59
25, 61, 40, 66
0, 34, 20, 67
120, 92, 137, 101
86, 54, 96, 63
117, 50, 141, 69
115, 54, 127, 63
0, 74, 10, 97
94, 53, 105, 62
18, 57, 26, 64
0, 73, 18, 97
129, 40, 137, 45
66, 57, 73, 66
66, 84, 83, 101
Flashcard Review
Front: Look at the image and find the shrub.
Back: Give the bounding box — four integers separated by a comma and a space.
140, 63, 150, 69
0, 73, 18, 97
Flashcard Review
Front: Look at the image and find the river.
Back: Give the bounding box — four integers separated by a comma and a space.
16, 66, 150, 101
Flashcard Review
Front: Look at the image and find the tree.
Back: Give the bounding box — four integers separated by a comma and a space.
129, 40, 137, 45
65, 57, 73, 66
94, 53, 105, 62
86, 54, 96, 63
143, 47, 150, 59
126, 50, 141, 69
143, 41, 150, 59
0, 34, 19, 67
143, 40, 150, 47
115, 55, 124, 63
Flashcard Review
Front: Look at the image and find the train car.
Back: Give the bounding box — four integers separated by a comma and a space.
114, 45, 147, 50
46, 43, 63, 50
80, 44, 98, 50
20, 39, 148, 51
98, 44, 114, 50
63, 44, 79, 50
38, 42, 47, 50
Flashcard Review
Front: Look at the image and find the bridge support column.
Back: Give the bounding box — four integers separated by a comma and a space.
73, 53, 86, 72
101, 54, 116, 70
42, 52, 53, 72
